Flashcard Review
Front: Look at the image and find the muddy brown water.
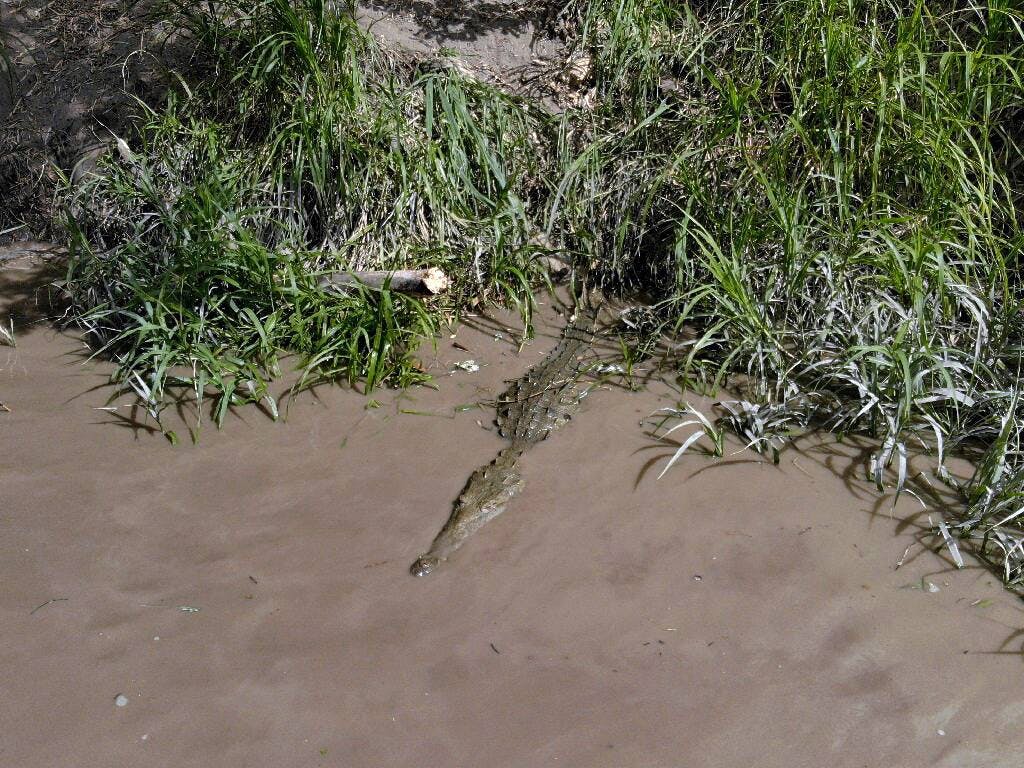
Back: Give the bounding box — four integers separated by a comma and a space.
3, 274, 1024, 766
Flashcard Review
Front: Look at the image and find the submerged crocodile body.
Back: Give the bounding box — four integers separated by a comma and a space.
410, 309, 598, 576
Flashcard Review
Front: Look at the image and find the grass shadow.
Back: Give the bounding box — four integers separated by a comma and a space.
0, 248, 67, 336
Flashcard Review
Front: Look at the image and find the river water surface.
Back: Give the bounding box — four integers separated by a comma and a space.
2, 264, 1023, 766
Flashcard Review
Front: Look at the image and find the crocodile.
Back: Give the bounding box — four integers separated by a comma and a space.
409, 307, 599, 576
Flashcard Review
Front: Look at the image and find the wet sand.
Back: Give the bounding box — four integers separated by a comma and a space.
3, 274, 1024, 766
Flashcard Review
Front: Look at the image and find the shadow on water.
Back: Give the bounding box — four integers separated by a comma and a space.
0, 249, 66, 334
8, 248, 1024, 656
636, 395, 1024, 635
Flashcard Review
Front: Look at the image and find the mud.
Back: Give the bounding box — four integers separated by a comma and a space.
3, 271, 1024, 766
358, 1, 562, 89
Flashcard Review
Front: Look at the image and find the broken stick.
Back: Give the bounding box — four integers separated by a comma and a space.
318, 267, 450, 297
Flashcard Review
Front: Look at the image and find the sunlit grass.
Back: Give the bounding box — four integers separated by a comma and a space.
552, 0, 1024, 585
63, 0, 553, 431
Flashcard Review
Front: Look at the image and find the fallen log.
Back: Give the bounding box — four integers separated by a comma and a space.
0, 242, 68, 262
318, 267, 450, 297
0, 242, 69, 270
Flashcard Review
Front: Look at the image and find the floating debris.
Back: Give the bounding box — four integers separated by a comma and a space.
453, 359, 480, 372
114, 694, 129, 707
29, 597, 68, 615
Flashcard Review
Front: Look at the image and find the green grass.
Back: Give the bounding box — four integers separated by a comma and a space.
63, 0, 553, 432
550, 0, 1024, 585
61, 0, 1024, 587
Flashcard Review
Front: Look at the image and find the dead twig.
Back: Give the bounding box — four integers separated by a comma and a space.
30, 597, 68, 615
318, 267, 450, 297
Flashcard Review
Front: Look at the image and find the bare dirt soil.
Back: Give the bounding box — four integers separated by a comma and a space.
3, 261, 1024, 766
0, 0, 185, 237
357, 1, 562, 90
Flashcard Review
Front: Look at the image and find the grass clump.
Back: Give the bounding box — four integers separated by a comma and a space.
553, 0, 1024, 584
64, 0, 554, 429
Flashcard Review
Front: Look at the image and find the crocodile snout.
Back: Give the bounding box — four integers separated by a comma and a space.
410, 556, 440, 577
